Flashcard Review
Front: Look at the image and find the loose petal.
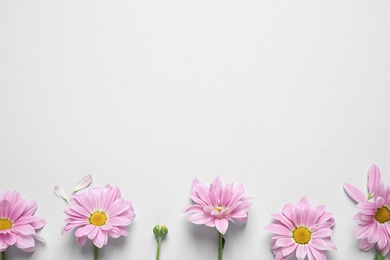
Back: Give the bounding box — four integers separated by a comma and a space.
54, 186, 69, 202
73, 174, 93, 194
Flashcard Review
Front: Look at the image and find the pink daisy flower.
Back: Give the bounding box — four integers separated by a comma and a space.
183, 176, 253, 235
265, 197, 337, 260
62, 184, 135, 248
0, 191, 46, 253
344, 164, 390, 256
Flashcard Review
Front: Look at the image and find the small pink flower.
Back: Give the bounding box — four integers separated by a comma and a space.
0, 191, 46, 253
62, 184, 135, 248
265, 197, 336, 260
344, 164, 390, 256
183, 176, 253, 235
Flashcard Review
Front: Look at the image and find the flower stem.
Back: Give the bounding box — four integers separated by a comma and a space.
218, 232, 223, 260
374, 251, 384, 260
156, 236, 161, 260
94, 245, 99, 260
1, 251, 6, 260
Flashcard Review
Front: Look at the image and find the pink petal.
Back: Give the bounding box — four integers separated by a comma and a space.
271, 214, 295, 231
186, 212, 208, 225
106, 226, 122, 238
93, 229, 108, 248
298, 197, 310, 206
87, 226, 99, 240
3, 233, 16, 245
309, 238, 328, 250
102, 186, 120, 210
215, 218, 229, 235
0, 200, 10, 219
295, 245, 307, 260
281, 243, 297, 256
183, 204, 203, 213
14, 234, 35, 252
76, 235, 87, 246
2, 191, 21, 205
308, 246, 326, 260
83, 224, 96, 236
265, 224, 292, 236
367, 164, 381, 196
11, 224, 36, 235
312, 228, 333, 238
0, 239, 8, 252
359, 238, 375, 251
354, 223, 373, 239
22, 201, 37, 216
275, 237, 294, 247
344, 183, 366, 203
356, 202, 376, 215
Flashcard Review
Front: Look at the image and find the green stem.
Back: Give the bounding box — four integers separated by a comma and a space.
218, 232, 223, 260
156, 236, 161, 260
94, 245, 99, 260
2, 251, 6, 260
374, 251, 384, 260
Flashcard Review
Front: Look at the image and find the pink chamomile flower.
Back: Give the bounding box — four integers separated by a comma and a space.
265, 197, 336, 260
344, 164, 390, 256
183, 176, 253, 235
0, 191, 46, 253
61, 184, 135, 248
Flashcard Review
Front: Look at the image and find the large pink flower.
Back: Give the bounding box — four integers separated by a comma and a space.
344, 164, 390, 256
0, 191, 46, 252
265, 197, 336, 260
62, 184, 135, 248
183, 176, 253, 235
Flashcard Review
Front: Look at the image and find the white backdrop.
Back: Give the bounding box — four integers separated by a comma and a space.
1, 1, 390, 259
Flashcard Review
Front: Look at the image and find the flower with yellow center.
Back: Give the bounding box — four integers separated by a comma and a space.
62, 184, 136, 249
265, 197, 336, 260
0, 191, 46, 253
344, 164, 390, 256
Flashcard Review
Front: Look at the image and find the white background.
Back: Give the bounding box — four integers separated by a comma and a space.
1, 1, 390, 259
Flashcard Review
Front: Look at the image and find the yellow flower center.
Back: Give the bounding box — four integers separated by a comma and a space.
375, 206, 390, 224
214, 199, 224, 212
292, 227, 311, 244
89, 212, 107, 226
0, 219, 12, 231
214, 206, 224, 212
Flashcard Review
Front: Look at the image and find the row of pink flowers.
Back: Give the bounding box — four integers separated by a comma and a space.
0, 164, 389, 260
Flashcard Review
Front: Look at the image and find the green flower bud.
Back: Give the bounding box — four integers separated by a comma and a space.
153, 224, 168, 238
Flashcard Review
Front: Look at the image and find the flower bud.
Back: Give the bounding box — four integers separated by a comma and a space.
153, 224, 168, 238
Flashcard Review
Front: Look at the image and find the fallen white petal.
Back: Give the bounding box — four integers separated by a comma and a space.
73, 174, 92, 193
54, 185, 68, 202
